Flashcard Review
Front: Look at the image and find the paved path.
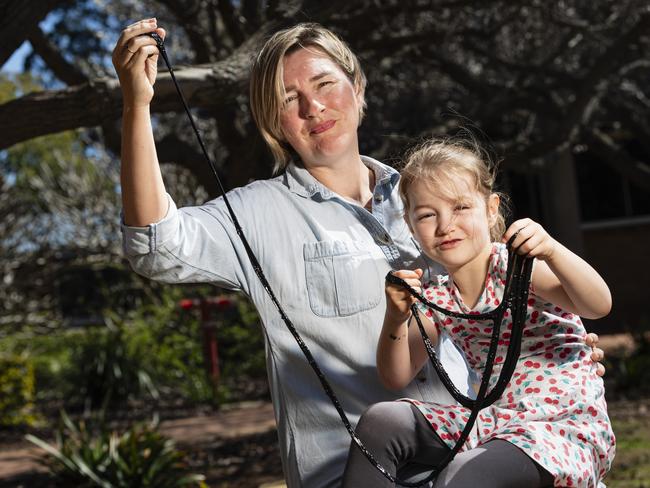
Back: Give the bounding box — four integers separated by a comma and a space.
0, 401, 278, 484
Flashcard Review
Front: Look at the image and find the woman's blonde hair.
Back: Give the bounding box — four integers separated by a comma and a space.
399, 138, 508, 241
249, 23, 367, 173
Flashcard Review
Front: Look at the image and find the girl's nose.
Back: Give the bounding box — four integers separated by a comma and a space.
436, 212, 454, 236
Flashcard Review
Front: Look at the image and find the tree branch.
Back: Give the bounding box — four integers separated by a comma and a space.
217, 0, 247, 47
0, 58, 250, 150
157, 0, 223, 62
503, 12, 650, 167
28, 25, 88, 85
241, 0, 262, 32
583, 129, 650, 192
0, 0, 71, 67
0, 0, 352, 150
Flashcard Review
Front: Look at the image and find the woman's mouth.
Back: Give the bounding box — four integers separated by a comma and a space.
310, 120, 336, 135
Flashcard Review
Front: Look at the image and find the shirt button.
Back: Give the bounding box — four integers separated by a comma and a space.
374, 194, 383, 202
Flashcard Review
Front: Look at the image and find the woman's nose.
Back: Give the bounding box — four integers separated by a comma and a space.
300, 95, 325, 118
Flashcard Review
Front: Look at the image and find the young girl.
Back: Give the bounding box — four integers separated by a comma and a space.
342, 140, 615, 488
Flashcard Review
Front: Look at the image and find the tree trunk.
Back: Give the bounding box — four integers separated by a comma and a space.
540, 149, 584, 255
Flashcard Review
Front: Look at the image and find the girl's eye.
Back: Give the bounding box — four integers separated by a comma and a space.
417, 212, 435, 221
455, 204, 471, 211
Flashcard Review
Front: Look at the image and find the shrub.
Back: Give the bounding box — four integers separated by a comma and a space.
64, 319, 158, 411
0, 353, 38, 427
126, 288, 267, 406
1, 285, 268, 414
614, 330, 650, 398
26, 411, 206, 487
216, 298, 267, 402
124, 297, 210, 404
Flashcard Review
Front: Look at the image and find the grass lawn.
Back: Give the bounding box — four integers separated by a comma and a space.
603, 398, 650, 488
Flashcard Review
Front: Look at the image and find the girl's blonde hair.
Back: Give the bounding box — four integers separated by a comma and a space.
249, 23, 367, 174
399, 138, 508, 241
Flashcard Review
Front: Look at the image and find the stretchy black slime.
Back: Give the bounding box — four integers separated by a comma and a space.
145, 32, 534, 486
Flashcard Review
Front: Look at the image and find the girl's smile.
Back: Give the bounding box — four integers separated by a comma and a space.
438, 238, 463, 250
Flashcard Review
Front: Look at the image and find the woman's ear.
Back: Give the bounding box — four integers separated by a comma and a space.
356, 87, 365, 107
487, 193, 500, 227
355, 84, 366, 118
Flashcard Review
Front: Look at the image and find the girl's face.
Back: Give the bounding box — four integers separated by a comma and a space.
279, 47, 364, 169
407, 172, 499, 273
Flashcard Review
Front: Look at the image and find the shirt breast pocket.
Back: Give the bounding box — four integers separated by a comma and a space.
303, 240, 382, 317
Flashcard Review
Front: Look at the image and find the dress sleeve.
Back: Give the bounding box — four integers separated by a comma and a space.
488, 243, 509, 302
121, 193, 248, 291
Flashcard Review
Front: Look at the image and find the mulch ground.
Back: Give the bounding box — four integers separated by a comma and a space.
0, 401, 283, 488
0, 334, 646, 487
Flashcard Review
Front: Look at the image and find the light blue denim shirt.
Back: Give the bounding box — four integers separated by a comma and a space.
121, 156, 473, 488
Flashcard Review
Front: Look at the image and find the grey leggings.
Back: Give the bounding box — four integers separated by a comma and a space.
341, 401, 554, 488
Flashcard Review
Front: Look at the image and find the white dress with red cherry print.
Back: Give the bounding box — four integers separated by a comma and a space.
407, 243, 615, 488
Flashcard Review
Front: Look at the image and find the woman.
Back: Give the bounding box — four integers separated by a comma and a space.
111, 19, 604, 488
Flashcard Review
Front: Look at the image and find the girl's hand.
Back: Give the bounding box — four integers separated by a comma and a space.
111, 19, 166, 108
502, 218, 558, 261
385, 269, 423, 324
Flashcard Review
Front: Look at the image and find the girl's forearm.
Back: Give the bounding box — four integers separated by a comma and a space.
544, 243, 612, 319
376, 315, 416, 391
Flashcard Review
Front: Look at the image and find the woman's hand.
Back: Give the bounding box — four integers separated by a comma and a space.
111, 18, 166, 108
586, 332, 606, 377
502, 218, 558, 261
385, 269, 422, 325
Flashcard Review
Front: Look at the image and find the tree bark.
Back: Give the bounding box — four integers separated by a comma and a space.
0, 60, 249, 149
28, 25, 88, 85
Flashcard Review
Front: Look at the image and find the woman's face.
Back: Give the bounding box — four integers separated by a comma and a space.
279, 47, 364, 169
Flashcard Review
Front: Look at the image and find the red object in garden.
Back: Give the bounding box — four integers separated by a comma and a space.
179, 296, 236, 402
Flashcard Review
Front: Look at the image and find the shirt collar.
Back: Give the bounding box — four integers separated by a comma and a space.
362, 155, 400, 189
284, 156, 400, 199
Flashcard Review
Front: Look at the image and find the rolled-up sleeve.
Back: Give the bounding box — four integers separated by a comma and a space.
121, 195, 175, 257
121, 193, 245, 290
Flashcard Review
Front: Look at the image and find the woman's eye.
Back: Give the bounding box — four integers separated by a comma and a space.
318, 80, 334, 89
283, 94, 298, 106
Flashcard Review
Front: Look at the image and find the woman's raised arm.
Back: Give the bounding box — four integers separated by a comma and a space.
111, 18, 168, 226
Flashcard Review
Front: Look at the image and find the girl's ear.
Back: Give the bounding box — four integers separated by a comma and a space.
404, 212, 414, 234
487, 193, 500, 227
